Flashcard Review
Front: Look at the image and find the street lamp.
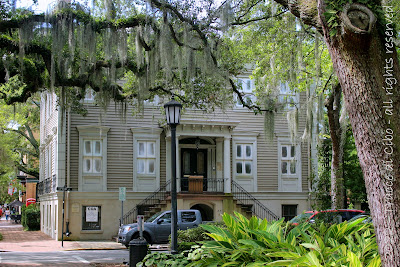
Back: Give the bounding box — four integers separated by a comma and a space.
164, 96, 182, 254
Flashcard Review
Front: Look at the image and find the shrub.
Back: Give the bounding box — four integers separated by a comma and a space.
142, 213, 379, 267
172, 221, 226, 252
21, 206, 27, 227
137, 251, 190, 267
0, 232, 3, 241
22, 204, 40, 231
178, 241, 196, 252
188, 212, 380, 267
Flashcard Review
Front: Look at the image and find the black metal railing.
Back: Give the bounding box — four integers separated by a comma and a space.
179, 177, 224, 193
231, 180, 280, 222
120, 180, 171, 225
44, 177, 52, 194
52, 174, 57, 192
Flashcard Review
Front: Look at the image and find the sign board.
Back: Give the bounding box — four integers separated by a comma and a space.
119, 187, 126, 201
86, 206, 98, 222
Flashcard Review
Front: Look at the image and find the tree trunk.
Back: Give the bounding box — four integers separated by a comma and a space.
318, 2, 400, 265
325, 83, 345, 209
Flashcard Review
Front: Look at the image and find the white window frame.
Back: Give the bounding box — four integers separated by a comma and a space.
278, 139, 302, 192
39, 150, 44, 181
46, 93, 53, 120
46, 146, 51, 179
82, 139, 103, 174
77, 126, 110, 192
234, 78, 256, 108
53, 139, 57, 177
137, 141, 156, 175
278, 82, 299, 110
235, 144, 253, 176
131, 127, 162, 192
232, 136, 257, 192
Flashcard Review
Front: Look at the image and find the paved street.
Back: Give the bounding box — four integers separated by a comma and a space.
0, 215, 169, 266
0, 216, 127, 266
0, 250, 129, 266
0, 217, 123, 252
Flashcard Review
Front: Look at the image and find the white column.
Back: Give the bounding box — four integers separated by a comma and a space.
216, 138, 223, 179
224, 137, 231, 193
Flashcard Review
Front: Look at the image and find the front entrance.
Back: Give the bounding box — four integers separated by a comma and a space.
181, 148, 207, 192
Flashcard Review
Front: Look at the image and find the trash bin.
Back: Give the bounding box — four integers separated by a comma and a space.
129, 238, 148, 267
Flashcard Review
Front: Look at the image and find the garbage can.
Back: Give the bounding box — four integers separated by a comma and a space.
129, 238, 148, 267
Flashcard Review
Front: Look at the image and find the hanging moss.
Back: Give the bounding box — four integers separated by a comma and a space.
287, 108, 299, 143
264, 111, 275, 142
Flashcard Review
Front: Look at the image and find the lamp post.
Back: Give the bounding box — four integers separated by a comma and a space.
164, 97, 182, 254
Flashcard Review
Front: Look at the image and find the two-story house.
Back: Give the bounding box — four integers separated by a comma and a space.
38, 75, 314, 241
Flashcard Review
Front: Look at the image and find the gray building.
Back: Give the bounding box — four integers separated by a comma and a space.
39, 75, 313, 241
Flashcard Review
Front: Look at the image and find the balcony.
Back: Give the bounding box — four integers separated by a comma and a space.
179, 177, 224, 193
37, 175, 57, 197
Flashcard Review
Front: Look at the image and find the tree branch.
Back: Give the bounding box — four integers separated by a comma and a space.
231, 11, 287, 26
14, 161, 38, 179
274, 0, 322, 30
24, 124, 39, 153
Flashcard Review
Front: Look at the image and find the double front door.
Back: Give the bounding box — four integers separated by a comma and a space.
181, 148, 207, 192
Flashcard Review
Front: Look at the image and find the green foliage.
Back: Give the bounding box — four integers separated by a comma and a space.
343, 129, 367, 206
172, 221, 225, 252
177, 222, 225, 243
21, 205, 26, 227
22, 203, 40, 231
137, 251, 191, 267
0, 232, 3, 241
188, 212, 380, 267
139, 213, 379, 266
0, 98, 40, 183
314, 125, 367, 210
314, 139, 333, 210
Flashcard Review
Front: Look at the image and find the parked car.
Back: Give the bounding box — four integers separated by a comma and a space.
118, 209, 202, 247
289, 209, 365, 225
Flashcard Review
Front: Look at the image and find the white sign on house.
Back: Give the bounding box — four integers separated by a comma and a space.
86, 206, 98, 222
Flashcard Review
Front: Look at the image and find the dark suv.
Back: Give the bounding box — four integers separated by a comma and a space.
289, 209, 365, 225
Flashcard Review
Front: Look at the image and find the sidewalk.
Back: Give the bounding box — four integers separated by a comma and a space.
0, 217, 124, 252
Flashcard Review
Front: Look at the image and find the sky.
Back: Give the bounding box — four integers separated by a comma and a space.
17, 0, 56, 12
17, 0, 90, 13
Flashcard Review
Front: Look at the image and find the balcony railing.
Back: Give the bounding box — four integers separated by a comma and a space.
231, 180, 279, 221
44, 177, 52, 193
52, 174, 57, 192
179, 177, 225, 193
37, 181, 44, 196
37, 176, 56, 197
120, 180, 172, 225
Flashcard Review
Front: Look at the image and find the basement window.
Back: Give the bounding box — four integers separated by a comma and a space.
282, 205, 297, 221
82, 206, 101, 230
